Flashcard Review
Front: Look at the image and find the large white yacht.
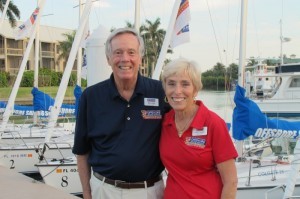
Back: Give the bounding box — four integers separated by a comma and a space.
248, 63, 300, 117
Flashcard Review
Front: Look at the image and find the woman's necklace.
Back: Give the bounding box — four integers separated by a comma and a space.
175, 107, 198, 137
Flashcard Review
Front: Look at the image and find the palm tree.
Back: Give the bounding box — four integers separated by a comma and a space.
124, 19, 173, 77
125, 21, 134, 29
140, 18, 172, 76
56, 31, 76, 68
0, 0, 20, 27
247, 57, 258, 67
212, 62, 226, 77
141, 18, 165, 63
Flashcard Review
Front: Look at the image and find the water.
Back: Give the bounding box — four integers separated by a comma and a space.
197, 90, 300, 123
197, 90, 235, 124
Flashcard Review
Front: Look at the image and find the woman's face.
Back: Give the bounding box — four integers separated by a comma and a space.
165, 71, 196, 112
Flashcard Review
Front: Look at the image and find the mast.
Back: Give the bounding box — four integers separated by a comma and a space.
237, 0, 248, 87
152, 0, 181, 80
0, 0, 10, 28
235, 0, 248, 157
134, 0, 140, 32
33, 0, 40, 124
0, 0, 46, 136
280, 19, 283, 65
77, 0, 83, 86
44, 0, 93, 143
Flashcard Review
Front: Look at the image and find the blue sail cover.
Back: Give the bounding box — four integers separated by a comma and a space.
0, 101, 5, 109
31, 87, 54, 112
31, 87, 76, 116
0, 101, 34, 116
232, 85, 300, 140
0, 88, 76, 116
74, 85, 82, 117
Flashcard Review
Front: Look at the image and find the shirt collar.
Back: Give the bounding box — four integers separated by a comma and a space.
191, 100, 209, 129
164, 100, 209, 130
109, 73, 145, 99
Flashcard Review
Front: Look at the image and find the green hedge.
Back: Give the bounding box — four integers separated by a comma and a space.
20, 71, 34, 87
202, 76, 226, 90
0, 69, 87, 87
13, 68, 87, 87
0, 71, 10, 87
3, 71, 224, 89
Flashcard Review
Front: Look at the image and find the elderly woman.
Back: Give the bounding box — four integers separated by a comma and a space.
159, 58, 238, 199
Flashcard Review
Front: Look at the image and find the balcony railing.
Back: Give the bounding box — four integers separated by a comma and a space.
7, 48, 23, 56
41, 51, 55, 58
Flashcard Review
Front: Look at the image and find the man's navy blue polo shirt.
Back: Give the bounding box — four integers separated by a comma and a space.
73, 73, 169, 182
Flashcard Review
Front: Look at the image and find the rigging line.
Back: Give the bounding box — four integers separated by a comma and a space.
140, 0, 159, 59
231, 0, 240, 66
93, 2, 100, 27
223, 0, 230, 95
140, 0, 148, 56
281, 0, 283, 20
251, 0, 261, 58
280, 0, 284, 40
205, 0, 223, 64
140, 1, 164, 71
225, 0, 230, 67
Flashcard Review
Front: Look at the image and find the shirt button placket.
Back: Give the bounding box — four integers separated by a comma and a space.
127, 104, 131, 120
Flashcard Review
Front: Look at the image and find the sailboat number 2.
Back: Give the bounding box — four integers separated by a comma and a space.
10, 160, 15, 169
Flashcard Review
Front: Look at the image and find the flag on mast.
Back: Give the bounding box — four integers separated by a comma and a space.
80, 22, 90, 48
170, 0, 191, 49
81, 50, 88, 80
80, 22, 90, 80
14, 7, 40, 40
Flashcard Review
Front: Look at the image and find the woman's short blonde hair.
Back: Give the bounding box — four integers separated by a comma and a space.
161, 57, 203, 92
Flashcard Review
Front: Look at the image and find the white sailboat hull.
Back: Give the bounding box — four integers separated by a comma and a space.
35, 157, 82, 195
0, 135, 74, 173
0, 122, 75, 146
237, 186, 300, 199
236, 158, 300, 199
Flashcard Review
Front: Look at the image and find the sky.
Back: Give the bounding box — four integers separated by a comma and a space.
7, 0, 300, 72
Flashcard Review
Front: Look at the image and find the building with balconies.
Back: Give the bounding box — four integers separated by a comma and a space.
0, 19, 75, 75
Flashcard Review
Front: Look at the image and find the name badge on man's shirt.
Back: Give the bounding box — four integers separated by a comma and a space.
192, 127, 207, 136
144, 98, 159, 106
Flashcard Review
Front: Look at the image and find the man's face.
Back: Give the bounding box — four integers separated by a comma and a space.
107, 33, 142, 81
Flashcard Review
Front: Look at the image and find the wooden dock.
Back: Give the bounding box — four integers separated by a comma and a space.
0, 166, 79, 199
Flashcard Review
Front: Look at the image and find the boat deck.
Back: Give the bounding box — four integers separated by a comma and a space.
0, 166, 79, 199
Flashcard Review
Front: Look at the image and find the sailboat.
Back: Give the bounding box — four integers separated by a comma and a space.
0, 5, 76, 146
233, 85, 300, 198
0, 87, 76, 146
0, 0, 83, 175
233, 1, 300, 198
35, 22, 111, 197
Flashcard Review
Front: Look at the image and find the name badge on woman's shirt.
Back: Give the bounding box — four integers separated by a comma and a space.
144, 98, 159, 106
192, 127, 207, 136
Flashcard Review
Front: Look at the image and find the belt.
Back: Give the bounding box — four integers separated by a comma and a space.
93, 172, 162, 189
